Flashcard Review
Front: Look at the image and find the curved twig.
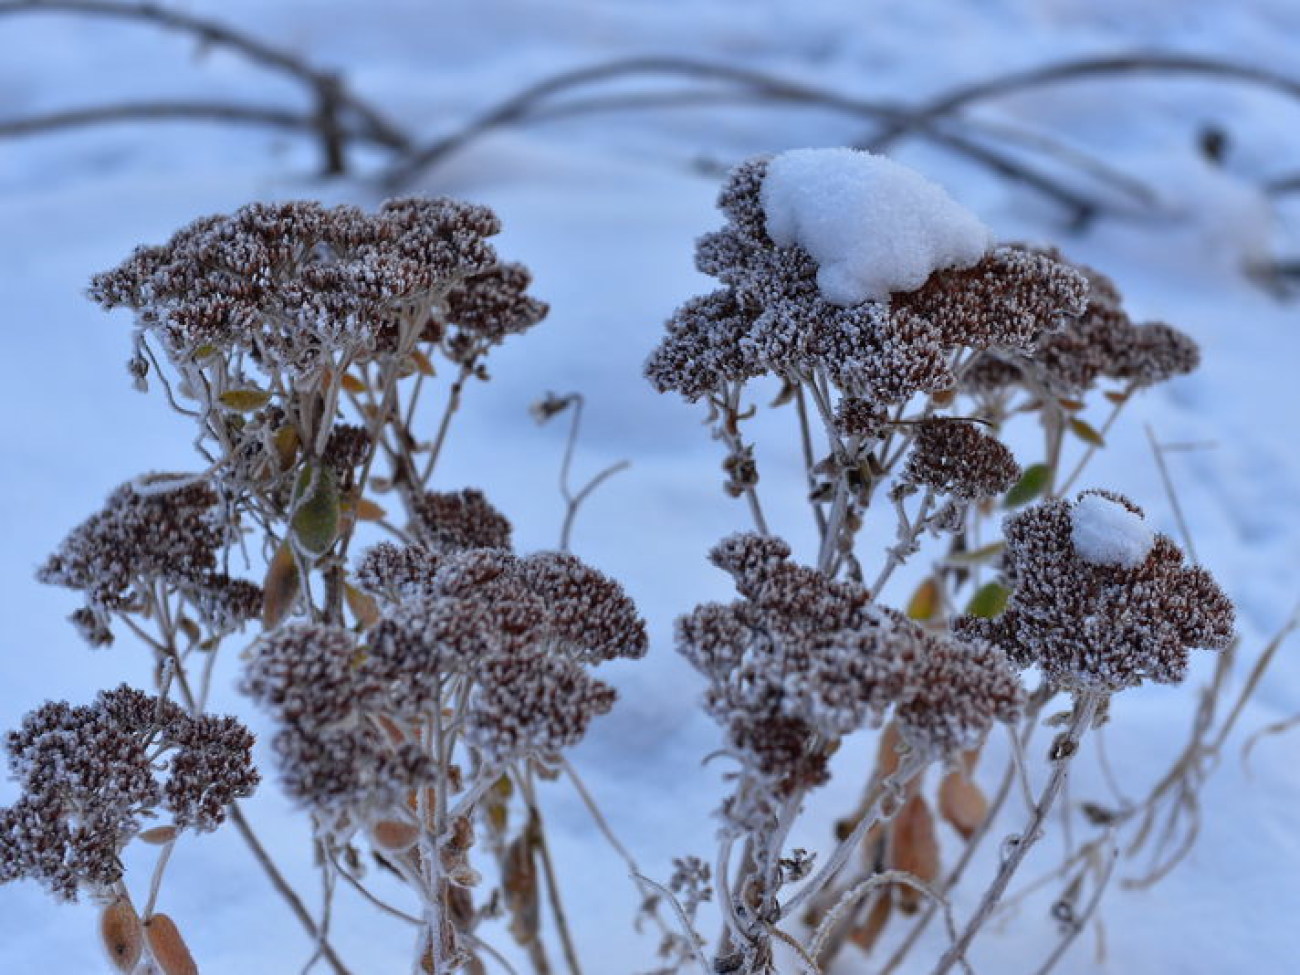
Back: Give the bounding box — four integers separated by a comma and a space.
869, 53, 1300, 150
0, 0, 410, 168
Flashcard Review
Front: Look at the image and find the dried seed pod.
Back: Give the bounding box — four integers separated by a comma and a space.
938, 769, 988, 840
503, 835, 540, 946
371, 819, 420, 853
887, 795, 939, 914
144, 913, 198, 975
100, 895, 143, 973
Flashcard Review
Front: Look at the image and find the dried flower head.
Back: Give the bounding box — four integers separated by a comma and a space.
678, 534, 1022, 799
899, 418, 1021, 501
409, 488, 513, 552
962, 249, 1201, 398
0, 686, 256, 900
648, 157, 1088, 412
37, 478, 259, 645
956, 492, 1235, 691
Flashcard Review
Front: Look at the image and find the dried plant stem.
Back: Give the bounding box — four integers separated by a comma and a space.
930, 692, 1100, 975
630, 872, 712, 975
553, 393, 631, 552
519, 777, 584, 975
1031, 841, 1118, 975
142, 837, 176, 918
781, 752, 929, 922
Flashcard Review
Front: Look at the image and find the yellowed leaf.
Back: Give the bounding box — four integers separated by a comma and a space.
137, 825, 179, 846
906, 578, 940, 622
218, 388, 271, 412
344, 583, 380, 629
887, 795, 939, 913
410, 348, 436, 376
1068, 416, 1106, 448
938, 770, 988, 840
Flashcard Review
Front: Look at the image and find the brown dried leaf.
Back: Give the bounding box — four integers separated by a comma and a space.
371, 819, 420, 853
887, 795, 939, 913
410, 348, 436, 376
340, 372, 367, 394
354, 497, 386, 522
100, 896, 143, 973
144, 914, 198, 975
137, 826, 179, 846
261, 538, 300, 630
273, 426, 300, 471
938, 770, 988, 840
847, 890, 892, 955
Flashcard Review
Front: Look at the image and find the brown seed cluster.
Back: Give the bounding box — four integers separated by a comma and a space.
963, 248, 1201, 397
243, 545, 646, 821
409, 487, 513, 552
0, 686, 257, 900
646, 157, 1087, 409
899, 418, 1022, 501
37, 478, 261, 646
956, 492, 1235, 691
677, 534, 1022, 802
90, 198, 545, 382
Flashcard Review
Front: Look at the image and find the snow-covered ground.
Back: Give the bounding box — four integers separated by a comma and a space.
2, 1, 1299, 972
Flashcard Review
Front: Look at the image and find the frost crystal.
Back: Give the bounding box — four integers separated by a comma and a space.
1070, 492, 1154, 568
761, 148, 992, 304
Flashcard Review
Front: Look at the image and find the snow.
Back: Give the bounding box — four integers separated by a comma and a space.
2, 1, 1300, 973
1071, 493, 1156, 568
761, 147, 992, 304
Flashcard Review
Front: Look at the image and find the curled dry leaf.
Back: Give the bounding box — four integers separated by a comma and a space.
100, 895, 143, 973
887, 795, 939, 914
144, 913, 198, 975
938, 769, 989, 840
371, 819, 420, 853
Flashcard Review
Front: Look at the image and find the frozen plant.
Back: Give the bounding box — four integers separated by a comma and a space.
6, 196, 653, 975
647, 148, 1233, 973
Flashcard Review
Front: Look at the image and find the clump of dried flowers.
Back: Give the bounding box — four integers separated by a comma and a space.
5, 151, 1241, 975
647, 149, 1234, 974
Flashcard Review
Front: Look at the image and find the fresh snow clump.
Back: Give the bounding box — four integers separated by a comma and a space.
760, 147, 992, 305
1070, 494, 1155, 568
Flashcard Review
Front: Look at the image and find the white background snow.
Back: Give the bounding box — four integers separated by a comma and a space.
1, 1, 1299, 972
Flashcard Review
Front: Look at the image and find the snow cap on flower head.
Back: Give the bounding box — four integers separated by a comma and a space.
956, 490, 1234, 692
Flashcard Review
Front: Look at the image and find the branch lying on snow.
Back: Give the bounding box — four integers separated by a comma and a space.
866, 52, 1300, 150
379, 55, 1159, 224
2, 5, 1298, 231
0, 0, 409, 172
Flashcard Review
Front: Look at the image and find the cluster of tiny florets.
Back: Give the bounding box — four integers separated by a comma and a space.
0, 686, 256, 900
899, 418, 1021, 501
409, 487, 513, 552
956, 492, 1235, 692
677, 534, 1023, 803
89, 198, 544, 381
963, 248, 1200, 398
646, 157, 1088, 411
37, 478, 261, 646
244, 545, 646, 820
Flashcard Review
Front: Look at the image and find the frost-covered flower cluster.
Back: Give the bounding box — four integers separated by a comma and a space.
677, 534, 1022, 805
956, 491, 1235, 692
0, 686, 256, 901
242, 542, 646, 826
37, 477, 261, 646
646, 152, 1088, 408
897, 418, 1021, 502
90, 198, 545, 382
963, 247, 1201, 398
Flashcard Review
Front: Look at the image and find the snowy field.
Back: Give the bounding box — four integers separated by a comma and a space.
2, 1, 1299, 972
